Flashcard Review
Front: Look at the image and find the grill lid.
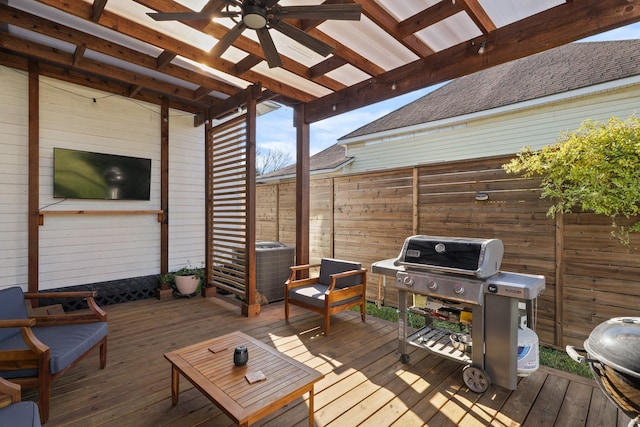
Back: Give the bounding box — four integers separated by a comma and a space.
395, 235, 503, 278
584, 317, 640, 378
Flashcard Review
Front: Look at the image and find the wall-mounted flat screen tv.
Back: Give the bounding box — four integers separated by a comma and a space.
53, 148, 151, 200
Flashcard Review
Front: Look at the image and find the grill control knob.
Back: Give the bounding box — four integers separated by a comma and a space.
402, 276, 414, 287
427, 280, 438, 291
454, 283, 465, 295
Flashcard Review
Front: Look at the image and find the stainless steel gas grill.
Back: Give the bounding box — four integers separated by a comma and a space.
393, 235, 545, 392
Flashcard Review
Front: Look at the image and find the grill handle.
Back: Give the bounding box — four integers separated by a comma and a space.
565, 345, 599, 364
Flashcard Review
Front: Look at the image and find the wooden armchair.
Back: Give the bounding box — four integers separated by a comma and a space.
0, 377, 41, 427
284, 258, 367, 335
0, 287, 108, 423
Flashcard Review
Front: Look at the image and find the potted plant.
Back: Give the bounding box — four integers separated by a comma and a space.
156, 272, 175, 300
173, 262, 206, 297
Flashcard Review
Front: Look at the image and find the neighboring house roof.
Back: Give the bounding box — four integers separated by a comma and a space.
340, 40, 640, 140
257, 143, 353, 181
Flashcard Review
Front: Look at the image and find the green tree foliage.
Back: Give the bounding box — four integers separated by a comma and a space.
503, 115, 640, 245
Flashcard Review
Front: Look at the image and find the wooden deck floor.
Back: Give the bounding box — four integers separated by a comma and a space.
27, 295, 631, 426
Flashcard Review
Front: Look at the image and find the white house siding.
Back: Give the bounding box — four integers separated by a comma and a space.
0, 66, 29, 290
343, 83, 640, 174
0, 65, 205, 291
168, 113, 206, 272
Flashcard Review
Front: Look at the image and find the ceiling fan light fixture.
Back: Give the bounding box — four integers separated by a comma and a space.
243, 5, 267, 29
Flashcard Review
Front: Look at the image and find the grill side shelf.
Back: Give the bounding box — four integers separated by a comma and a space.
407, 326, 472, 364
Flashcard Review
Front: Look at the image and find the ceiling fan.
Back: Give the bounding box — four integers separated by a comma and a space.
147, 0, 362, 68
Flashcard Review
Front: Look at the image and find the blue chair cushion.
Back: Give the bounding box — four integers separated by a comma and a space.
288, 284, 362, 309
0, 287, 30, 343
0, 322, 108, 377
318, 259, 362, 289
0, 401, 42, 427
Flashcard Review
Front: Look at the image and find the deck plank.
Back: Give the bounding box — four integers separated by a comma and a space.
21, 296, 632, 426
522, 374, 570, 426
554, 381, 593, 427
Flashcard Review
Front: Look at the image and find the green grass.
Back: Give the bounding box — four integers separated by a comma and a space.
353, 302, 593, 379
539, 345, 592, 378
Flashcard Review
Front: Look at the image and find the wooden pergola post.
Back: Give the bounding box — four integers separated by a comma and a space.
294, 104, 310, 271
28, 60, 39, 295
242, 84, 260, 317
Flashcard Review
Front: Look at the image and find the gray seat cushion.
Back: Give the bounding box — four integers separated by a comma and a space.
0, 401, 42, 427
0, 323, 108, 377
288, 284, 362, 308
318, 259, 362, 288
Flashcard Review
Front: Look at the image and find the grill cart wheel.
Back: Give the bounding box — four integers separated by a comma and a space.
400, 353, 410, 364
463, 364, 491, 393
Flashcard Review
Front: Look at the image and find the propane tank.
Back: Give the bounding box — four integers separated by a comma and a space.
517, 315, 539, 376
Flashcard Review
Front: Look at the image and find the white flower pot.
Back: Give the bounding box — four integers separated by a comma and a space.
175, 275, 200, 295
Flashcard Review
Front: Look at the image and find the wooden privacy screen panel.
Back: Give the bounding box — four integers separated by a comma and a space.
207, 115, 248, 298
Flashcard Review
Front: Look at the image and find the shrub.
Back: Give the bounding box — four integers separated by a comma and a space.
503, 115, 640, 246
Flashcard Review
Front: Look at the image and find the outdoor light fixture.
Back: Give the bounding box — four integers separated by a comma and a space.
475, 192, 489, 201
391, 81, 397, 91
242, 5, 267, 29
477, 42, 487, 55
332, 103, 337, 111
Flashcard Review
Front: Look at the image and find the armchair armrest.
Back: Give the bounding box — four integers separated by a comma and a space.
285, 276, 319, 290
0, 377, 21, 406
0, 319, 49, 359
24, 292, 107, 324
0, 318, 46, 353
289, 263, 321, 272
24, 291, 98, 299
328, 268, 367, 291
0, 319, 36, 328
287, 264, 321, 287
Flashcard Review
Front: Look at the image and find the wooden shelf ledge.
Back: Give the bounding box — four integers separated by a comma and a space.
39, 210, 164, 225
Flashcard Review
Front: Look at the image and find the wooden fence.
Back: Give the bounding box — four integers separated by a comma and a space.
256, 155, 640, 348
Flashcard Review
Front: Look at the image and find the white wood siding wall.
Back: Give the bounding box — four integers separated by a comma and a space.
168, 114, 206, 272
0, 65, 205, 291
344, 83, 640, 173
0, 66, 29, 290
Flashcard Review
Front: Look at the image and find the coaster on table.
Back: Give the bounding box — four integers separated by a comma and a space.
208, 345, 228, 353
245, 371, 267, 384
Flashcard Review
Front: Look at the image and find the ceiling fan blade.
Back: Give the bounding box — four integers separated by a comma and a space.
263, 0, 281, 7
274, 4, 362, 21
210, 21, 246, 58
147, 11, 238, 21
270, 20, 334, 57
256, 28, 282, 68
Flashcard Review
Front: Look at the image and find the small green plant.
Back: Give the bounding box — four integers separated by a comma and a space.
174, 261, 206, 280
503, 115, 640, 246
158, 272, 175, 286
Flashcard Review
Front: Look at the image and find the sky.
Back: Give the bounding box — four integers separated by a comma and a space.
256, 22, 640, 159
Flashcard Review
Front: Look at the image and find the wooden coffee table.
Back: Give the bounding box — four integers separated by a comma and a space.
164, 331, 324, 427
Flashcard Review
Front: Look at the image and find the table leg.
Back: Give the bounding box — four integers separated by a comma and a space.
171, 365, 180, 406
308, 387, 315, 427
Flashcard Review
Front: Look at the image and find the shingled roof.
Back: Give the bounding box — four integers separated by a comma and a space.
257, 143, 353, 180
340, 40, 640, 140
